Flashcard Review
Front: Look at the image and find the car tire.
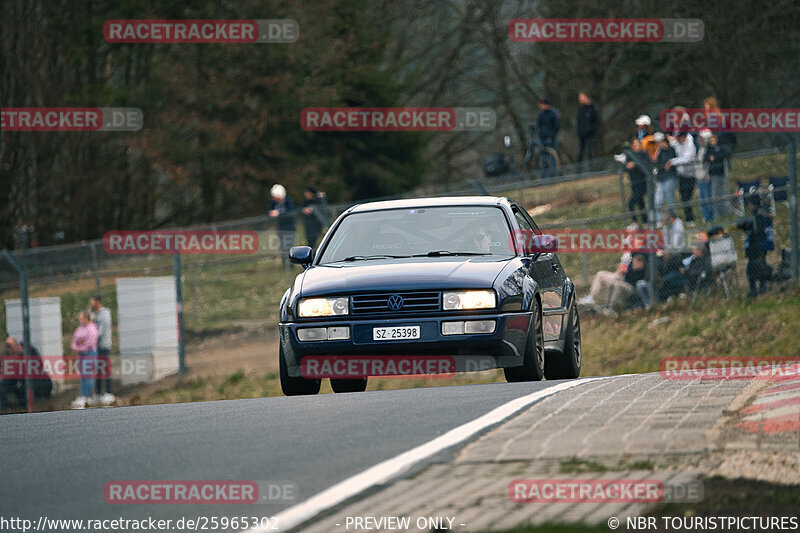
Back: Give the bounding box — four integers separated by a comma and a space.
330, 378, 368, 393
279, 346, 321, 396
544, 301, 582, 380
504, 300, 545, 382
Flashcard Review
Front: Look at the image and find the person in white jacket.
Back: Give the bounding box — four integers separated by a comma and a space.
667, 131, 697, 226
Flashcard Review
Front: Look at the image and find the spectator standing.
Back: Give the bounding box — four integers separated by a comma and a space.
635, 115, 650, 141
668, 130, 698, 226
705, 97, 737, 181
739, 195, 773, 297
633, 116, 659, 159
704, 133, 733, 220
703, 97, 724, 132
624, 139, 650, 224
301, 187, 328, 248
653, 133, 677, 224
13, 222, 38, 250
695, 129, 714, 223
576, 92, 599, 173
537, 98, 560, 178
70, 311, 98, 410
268, 184, 296, 266
90, 295, 115, 406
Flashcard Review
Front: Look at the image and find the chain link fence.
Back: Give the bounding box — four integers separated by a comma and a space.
1, 134, 797, 413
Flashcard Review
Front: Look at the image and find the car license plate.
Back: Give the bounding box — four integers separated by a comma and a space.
373, 326, 420, 341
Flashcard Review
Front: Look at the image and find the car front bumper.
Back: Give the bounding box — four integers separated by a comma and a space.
280, 312, 541, 378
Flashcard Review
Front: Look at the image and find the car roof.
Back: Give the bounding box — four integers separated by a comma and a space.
347, 196, 512, 213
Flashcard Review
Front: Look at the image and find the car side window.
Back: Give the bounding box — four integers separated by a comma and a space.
512, 207, 532, 232
523, 211, 542, 234
512, 206, 533, 254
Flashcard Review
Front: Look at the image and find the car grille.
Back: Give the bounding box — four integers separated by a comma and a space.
351, 291, 441, 315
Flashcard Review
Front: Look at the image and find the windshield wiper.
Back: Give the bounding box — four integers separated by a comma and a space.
410, 250, 492, 257
340, 254, 411, 262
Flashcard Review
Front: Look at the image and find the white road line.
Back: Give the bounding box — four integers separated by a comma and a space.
248, 377, 605, 532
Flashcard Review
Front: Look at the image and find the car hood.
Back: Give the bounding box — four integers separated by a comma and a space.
299, 257, 511, 296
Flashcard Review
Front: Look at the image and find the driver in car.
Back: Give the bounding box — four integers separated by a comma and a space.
468, 225, 493, 253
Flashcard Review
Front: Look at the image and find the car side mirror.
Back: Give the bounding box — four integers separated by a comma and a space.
527, 234, 558, 256
289, 246, 313, 267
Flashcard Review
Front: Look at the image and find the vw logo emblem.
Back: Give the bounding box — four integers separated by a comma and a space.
387, 294, 404, 311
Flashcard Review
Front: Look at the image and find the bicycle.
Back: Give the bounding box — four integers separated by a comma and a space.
523, 124, 560, 179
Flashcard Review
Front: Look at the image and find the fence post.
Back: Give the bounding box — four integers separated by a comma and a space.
2, 250, 34, 413
784, 133, 799, 281
173, 253, 186, 379
90, 242, 102, 296
647, 167, 658, 304
190, 264, 199, 325
619, 167, 627, 212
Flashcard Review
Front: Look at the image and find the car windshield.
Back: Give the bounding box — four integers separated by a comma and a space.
318, 205, 515, 264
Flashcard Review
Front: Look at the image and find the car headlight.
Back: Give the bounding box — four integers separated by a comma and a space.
298, 297, 349, 317
442, 290, 496, 310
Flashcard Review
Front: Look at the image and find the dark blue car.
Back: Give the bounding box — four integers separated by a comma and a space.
278, 196, 581, 395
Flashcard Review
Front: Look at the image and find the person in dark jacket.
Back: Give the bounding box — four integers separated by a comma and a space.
576, 92, 600, 173
704, 134, 733, 220
653, 133, 677, 225
1, 337, 52, 411
683, 241, 713, 292
301, 187, 328, 247
536, 98, 560, 151
624, 139, 650, 224
739, 195, 772, 297
656, 248, 687, 300
656, 243, 711, 299
621, 254, 648, 309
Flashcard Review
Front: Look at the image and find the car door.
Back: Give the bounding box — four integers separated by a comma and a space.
513, 205, 563, 342
511, 204, 554, 295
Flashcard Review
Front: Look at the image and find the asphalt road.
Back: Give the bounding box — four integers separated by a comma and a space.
0, 380, 575, 528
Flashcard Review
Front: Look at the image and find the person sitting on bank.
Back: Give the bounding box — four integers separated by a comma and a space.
1, 337, 52, 411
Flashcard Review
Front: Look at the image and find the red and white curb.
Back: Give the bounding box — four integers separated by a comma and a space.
736, 369, 800, 434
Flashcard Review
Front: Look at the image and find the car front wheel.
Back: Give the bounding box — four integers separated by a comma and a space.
279, 345, 321, 396
504, 300, 545, 382
545, 300, 582, 380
